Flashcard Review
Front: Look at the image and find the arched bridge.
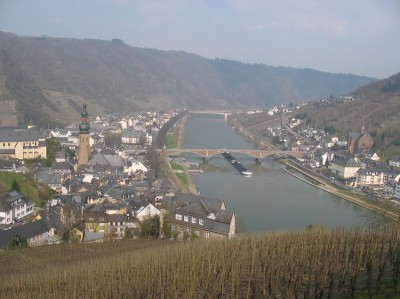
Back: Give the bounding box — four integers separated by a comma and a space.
160, 148, 306, 160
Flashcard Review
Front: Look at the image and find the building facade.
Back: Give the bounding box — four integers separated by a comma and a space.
0, 126, 46, 159
395, 182, 400, 200
162, 193, 236, 239
329, 156, 361, 179
0, 191, 35, 225
348, 123, 374, 154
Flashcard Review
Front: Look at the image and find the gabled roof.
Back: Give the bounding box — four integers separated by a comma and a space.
0, 219, 51, 248
0, 127, 44, 142
52, 162, 73, 171
171, 192, 225, 212
177, 200, 209, 218
0, 191, 32, 212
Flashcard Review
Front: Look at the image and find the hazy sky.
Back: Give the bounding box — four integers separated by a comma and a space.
1, 0, 399, 78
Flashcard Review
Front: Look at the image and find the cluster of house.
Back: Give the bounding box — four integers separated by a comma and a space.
0, 186, 236, 248
0, 109, 237, 249
262, 102, 400, 201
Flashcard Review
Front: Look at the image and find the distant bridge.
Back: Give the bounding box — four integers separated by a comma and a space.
160, 148, 306, 160
189, 110, 246, 119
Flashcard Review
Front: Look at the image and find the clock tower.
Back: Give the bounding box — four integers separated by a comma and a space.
78, 104, 90, 166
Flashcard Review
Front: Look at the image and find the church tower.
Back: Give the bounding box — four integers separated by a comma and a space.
78, 104, 90, 166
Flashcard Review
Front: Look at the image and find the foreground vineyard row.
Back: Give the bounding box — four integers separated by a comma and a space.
1, 226, 400, 298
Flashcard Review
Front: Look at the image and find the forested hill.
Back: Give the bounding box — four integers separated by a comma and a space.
281, 72, 400, 157
0, 31, 373, 126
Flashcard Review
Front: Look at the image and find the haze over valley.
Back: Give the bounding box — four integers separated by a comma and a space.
0, 31, 373, 127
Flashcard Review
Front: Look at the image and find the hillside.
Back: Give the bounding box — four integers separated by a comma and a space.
288, 73, 400, 156
1, 227, 400, 298
0, 31, 373, 127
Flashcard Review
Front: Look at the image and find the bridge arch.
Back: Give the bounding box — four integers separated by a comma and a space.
160, 148, 303, 160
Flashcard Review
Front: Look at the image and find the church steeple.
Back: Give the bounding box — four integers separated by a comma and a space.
360, 122, 365, 135
79, 104, 90, 132
78, 104, 90, 167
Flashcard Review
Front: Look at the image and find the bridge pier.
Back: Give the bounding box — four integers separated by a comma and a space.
202, 157, 208, 163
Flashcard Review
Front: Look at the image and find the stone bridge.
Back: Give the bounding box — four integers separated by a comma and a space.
160, 148, 306, 160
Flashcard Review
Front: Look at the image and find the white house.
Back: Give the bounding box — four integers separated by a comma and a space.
122, 130, 143, 145
124, 158, 148, 174
135, 203, 160, 221
0, 191, 35, 225
389, 156, 400, 168
395, 182, 400, 200
356, 169, 385, 187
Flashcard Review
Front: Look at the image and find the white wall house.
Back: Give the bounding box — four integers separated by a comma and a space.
389, 157, 400, 168
395, 182, 400, 200
135, 203, 160, 221
356, 169, 385, 187
0, 191, 35, 225
122, 130, 143, 145
124, 159, 148, 174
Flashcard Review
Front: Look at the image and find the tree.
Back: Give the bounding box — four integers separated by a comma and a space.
10, 179, 21, 192
46, 137, 62, 161
140, 215, 160, 238
8, 235, 28, 249
162, 214, 172, 239
104, 132, 122, 147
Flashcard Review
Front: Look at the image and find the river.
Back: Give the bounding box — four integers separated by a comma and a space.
182, 114, 378, 233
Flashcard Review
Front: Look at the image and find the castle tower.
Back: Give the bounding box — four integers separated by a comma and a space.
78, 104, 90, 166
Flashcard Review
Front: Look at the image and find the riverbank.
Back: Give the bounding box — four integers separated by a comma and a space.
162, 113, 198, 194
229, 115, 400, 222
282, 161, 399, 221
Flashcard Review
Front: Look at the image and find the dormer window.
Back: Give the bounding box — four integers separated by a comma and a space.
191, 217, 196, 224
184, 215, 189, 222
175, 214, 182, 221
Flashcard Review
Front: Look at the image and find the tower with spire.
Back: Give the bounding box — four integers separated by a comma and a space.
348, 122, 374, 155
78, 104, 90, 166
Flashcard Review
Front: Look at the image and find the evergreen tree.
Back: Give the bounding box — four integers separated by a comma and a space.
11, 179, 21, 192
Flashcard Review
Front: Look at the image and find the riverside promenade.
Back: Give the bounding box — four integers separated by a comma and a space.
229, 116, 400, 222
166, 114, 198, 194
283, 161, 399, 221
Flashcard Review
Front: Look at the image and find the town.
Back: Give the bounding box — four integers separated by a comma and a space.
0, 105, 236, 248
236, 96, 400, 203
1, 98, 400, 249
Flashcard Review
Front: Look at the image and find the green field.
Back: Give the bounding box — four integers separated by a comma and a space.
170, 162, 189, 188
0, 171, 50, 206
166, 127, 178, 149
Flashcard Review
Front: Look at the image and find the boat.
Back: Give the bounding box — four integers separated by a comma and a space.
241, 170, 253, 176
222, 151, 253, 176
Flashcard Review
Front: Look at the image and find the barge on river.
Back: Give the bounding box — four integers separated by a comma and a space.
222, 152, 252, 176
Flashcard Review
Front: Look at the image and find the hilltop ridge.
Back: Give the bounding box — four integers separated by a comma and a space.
0, 31, 373, 126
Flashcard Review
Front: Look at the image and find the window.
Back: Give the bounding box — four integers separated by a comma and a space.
175, 214, 182, 220
204, 232, 210, 239
171, 225, 175, 231
184, 215, 189, 222
195, 230, 200, 236
186, 228, 191, 234
191, 217, 196, 224
199, 219, 204, 226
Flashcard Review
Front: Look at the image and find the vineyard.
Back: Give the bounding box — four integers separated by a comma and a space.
1, 226, 400, 298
